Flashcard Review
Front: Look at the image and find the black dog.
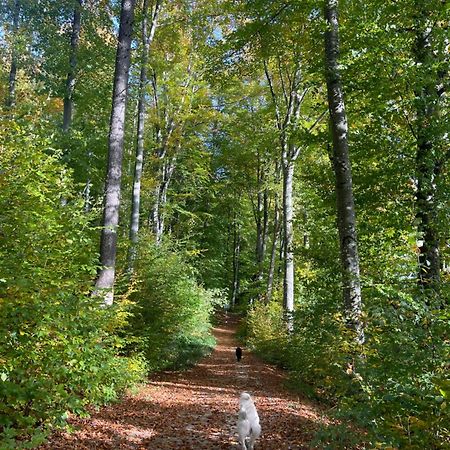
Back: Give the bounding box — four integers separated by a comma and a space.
236, 347, 243, 362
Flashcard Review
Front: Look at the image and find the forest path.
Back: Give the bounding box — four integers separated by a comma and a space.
40, 313, 329, 449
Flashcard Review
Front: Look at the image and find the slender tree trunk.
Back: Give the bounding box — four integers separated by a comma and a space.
256, 160, 268, 282
128, 0, 161, 266
83, 151, 92, 212
267, 190, 280, 303
6, 0, 20, 109
153, 151, 177, 244
263, 188, 269, 253
282, 160, 295, 319
256, 188, 263, 270
149, 68, 190, 243
152, 183, 162, 240
414, 6, 441, 289
303, 209, 309, 248
156, 154, 176, 243
62, 0, 82, 131
94, 0, 135, 306
264, 59, 307, 324
231, 216, 241, 308
324, 0, 363, 343
150, 127, 174, 243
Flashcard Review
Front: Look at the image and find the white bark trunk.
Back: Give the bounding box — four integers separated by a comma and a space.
231, 218, 241, 307
325, 0, 363, 343
128, 0, 161, 266
264, 59, 304, 325
153, 153, 176, 244
267, 191, 280, 303
95, 0, 135, 305
414, 5, 441, 289
6, 0, 20, 109
63, 0, 82, 132
282, 161, 295, 319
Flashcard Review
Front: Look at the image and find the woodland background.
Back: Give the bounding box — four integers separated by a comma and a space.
0, 0, 449, 448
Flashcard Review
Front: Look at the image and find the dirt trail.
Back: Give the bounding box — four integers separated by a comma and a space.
40, 314, 329, 449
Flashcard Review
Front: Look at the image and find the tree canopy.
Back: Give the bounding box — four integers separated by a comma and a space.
0, 0, 448, 448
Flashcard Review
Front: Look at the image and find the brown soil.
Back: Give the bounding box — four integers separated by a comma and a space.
39, 313, 329, 449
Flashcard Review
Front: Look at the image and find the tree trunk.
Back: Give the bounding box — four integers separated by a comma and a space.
155, 154, 177, 243
267, 190, 280, 303
414, 6, 441, 290
282, 160, 295, 318
150, 126, 174, 242
324, 0, 363, 343
256, 160, 268, 282
231, 216, 241, 308
94, 0, 135, 306
128, 0, 161, 267
264, 59, 305, 324
62, 0, 82, 131
6, 0, 20, 109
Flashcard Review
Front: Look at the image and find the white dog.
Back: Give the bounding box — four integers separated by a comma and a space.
237, 392, 261, 450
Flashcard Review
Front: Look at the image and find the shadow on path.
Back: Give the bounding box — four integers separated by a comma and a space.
39, 313, 329, 449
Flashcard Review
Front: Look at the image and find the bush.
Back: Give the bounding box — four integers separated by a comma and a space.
245, 279, 450, 449
246, 300, 289, 366
0, 124, 145, 448
129, 237, 217, 371
345, 287, 450, 449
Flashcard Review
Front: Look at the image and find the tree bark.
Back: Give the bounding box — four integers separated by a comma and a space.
231, 215, 241, 308
128, 0, 161, 267
414, 5, 441, 289
264, 59, 304, 326
94, 0, 135, 305
282, 160, 295, 317
267, 187, 280, 303
62, 0, 82, 131
267, 161, 282, 302
150, 112, 176, 243
150, 94, 189, 243
256, 159, 269, 283
6, 0, 20, 109
324, 0, 363, 343
153, 153, 177, 244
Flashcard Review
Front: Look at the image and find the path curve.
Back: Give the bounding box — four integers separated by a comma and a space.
40, 314, 328, 449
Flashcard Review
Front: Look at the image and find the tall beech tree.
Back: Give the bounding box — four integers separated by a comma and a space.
413, 1, 448, 292
150, 72, 185, 244
5, 0, 20, 108
231, 211, 241, 307
264, 57, 308, 322
255, 152, 270, 284
147, 13, 211, 245
129, 0, 162, 266
324, 0, 363, 343
95, 0, 136, 305
62, 0, 82, 131
266, 162, 281, 303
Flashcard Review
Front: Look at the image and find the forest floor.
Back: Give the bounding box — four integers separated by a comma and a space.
39, 313, 333, 449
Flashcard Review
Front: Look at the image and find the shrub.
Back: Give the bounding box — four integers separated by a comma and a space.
246, 300, 289, 366
0, 124, 145, 448
128, 237, 216, 371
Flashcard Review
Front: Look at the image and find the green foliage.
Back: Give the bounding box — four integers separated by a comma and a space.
0, 119, 145, 447
246, 285, 449, 449
0, 0, 448, 449
246, 300, 288, 366
348, 289, 450, 449
129, 236, 217, 372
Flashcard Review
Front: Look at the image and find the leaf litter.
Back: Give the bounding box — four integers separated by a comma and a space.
39, 314, 331, 449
